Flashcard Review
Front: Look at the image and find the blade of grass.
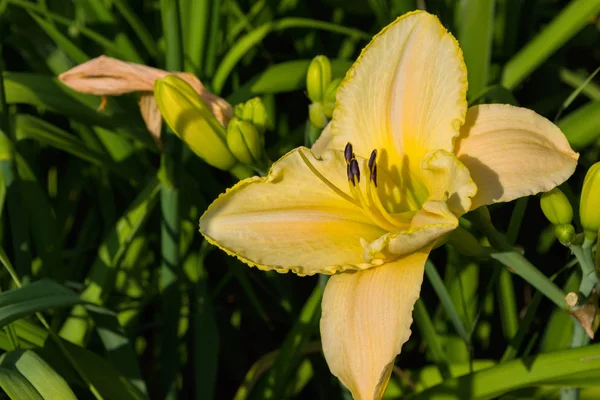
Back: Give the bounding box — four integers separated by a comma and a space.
28, 11, 89, 66
7, 0, 136, 61
424, 260, 470, 345
501, 0, 600, 90
458, 0, 495, 100
555, 65, 600, 121
112, 0, 158, 58
560, 68, 600, 101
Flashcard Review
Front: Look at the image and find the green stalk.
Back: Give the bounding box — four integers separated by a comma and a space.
160, 1, 184, 398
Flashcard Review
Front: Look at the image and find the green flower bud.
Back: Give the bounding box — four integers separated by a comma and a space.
234, 97, 268, 134
309, 103, 328, 128
540, 188, 573, 225
580, 162, 600, 238
306, 55, 332, 103
323, 78, 341, 119
226, 118, 264, 166
154, 76, 237, 171
555, 224, 576, 246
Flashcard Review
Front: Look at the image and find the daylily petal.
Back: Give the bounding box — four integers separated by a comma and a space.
200, 148, 387, 276
421, 150, 477, 216
328, 11, 467, 191
320, 247, 430, 400
455, 104, 579, 209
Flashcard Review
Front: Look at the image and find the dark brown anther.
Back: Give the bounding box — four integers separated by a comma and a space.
368, 149, 377, 172
344, 143, 354, 164
370, 165, 377, 187
350, 159, 360, 185
346, 163, 353, 183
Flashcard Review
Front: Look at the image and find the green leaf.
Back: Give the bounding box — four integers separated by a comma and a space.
213, 18, 369, 94
38, 338, 148, 400
0, 350, 77, 400
59, 177, 160, 344
457, 0, 495, 99
227, 59, 353, 104
558, 101, 600, 149
15, 114, 125, 175
0, 367, 44, 400
414, 343, 600, 398
0, 279, 83, 329
28, 12, 89, 67
501, 0, 600, 90
257, 284, 322, 399
491, 251, 566, 309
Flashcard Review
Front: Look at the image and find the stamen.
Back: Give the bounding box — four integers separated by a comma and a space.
298, 149, 358, 206
368, 149, 377, 171
344, 143, 354, 164
366, 180, 410, 229
368, 149, 378, 187
349, 159, 360, 185
370, 165, 377, 187
350, 181, 400, 232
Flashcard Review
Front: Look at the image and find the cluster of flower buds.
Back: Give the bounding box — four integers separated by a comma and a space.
540, 161, 600, 246
306, 55, 340, 129
154, 76, 269, 174
226, 98, 269, 168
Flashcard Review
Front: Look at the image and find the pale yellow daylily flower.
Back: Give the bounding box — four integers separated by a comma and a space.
200, 11, 578, 400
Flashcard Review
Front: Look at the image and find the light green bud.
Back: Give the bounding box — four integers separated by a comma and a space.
554, 224, 576, 246
323, 78, 341, 119
154, 76, 237, 171
234, 97, 268, 134
306, 55, 332, 103
309, 103, 328, 128
540, 188, 573, 225
226, 118, 264, 166
580, 162, 600, 239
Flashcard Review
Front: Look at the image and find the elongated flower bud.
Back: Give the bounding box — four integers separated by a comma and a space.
234, 97, 268, 135
580, 162, 600, 239
309, 103, 328, 128
306, 55, 332, 103
540, 188, 573, 225
323, 78, 341, 119
226, 118, 264, 166
154, 75, 237, 171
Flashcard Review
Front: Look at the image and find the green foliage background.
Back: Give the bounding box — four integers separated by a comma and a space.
0, 0, 599, 399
